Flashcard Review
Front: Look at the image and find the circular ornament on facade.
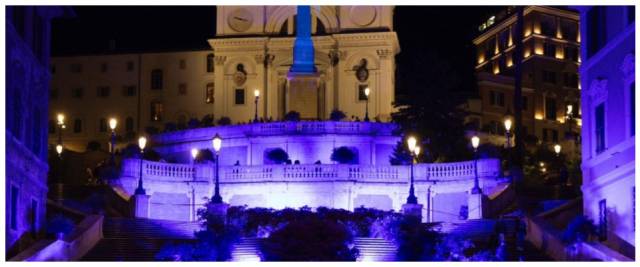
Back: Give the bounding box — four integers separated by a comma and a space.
227, 8, 254, 32
233, 64, 248, 86
349, 6, 377, 27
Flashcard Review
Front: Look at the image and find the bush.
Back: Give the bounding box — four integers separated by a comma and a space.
196, 149, 215, 163
266, 148, 289, 164
164, 122, 177, 132
330, 109, 347, 121
46, 215, 75, 239
201, 114, 214, 127
217, 117, 232, 126
284, 111, 300, 122
389, 140, 412, 165
145, 126, 159, 135
262, 217, 359, 261
122, 143, 142, 159
188, 118, 200, 129
331, 147, 358, 164
562, 215, 597, 244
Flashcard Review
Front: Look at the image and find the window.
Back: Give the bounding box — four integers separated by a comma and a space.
126, 117, 134, 133
33, 108, 41, 156
70, 64, 83, 73
235, 89, 245, 105
598, 199, 607, 241
560, 19, 578, 41
126, 61, 134, 71
498, 29, 510, 50
123, 86, 136, 97
205, 83, 214, 103
543, 128, 549, 142
540, 14, 556, 36
12, 6, 26, 38
72, 88, 84, 99
50, 88, 59, 99
49, 120, 56, 134
486, 36, 496, 57
29, 199, 37, 236
587, 7, 607, 59
543, 42, 556, 57
100, 62, 108, 73
542, 70, 557, 84
10, 185, 18, 230
151, 102, 164, 121
545, 97, 557, 120
97, 86, 110, 98
489, 90, 504, 107
631, 82, 636, 136
206, 54, 214, 73
564, 46, 579, 62
595, 103, 605, 153
552, 129, 559, 142
151, 69, 163, 90
522, 96, 529, 111
99, 118, 107, 132
178, 83, 188, 95
74, 119, 82, 133
358, 84, 369, 101
563, 73, 579, 88
33, 15, 44, 61
179, 59, 186, 70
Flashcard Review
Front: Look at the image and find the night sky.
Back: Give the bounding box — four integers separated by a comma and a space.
51, 6, 505, 93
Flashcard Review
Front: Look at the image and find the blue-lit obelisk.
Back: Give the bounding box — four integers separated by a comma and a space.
287, 5, 320, 119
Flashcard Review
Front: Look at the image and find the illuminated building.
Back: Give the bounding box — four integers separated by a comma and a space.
576, 6, 635, 255
465, 6, 581, 158
6, 6, 74, 256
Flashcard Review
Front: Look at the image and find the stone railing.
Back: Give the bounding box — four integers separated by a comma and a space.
121, 158, 500, 184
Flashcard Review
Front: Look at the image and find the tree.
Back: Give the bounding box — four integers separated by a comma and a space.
389, 140, 412, 165
330, 109, 347, 121
391, 51, 472, 163
331, 146, 357, 164
266, 148, 289, 164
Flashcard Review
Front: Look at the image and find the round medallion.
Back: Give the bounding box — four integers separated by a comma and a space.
227, 8, 254, 32
349, 6, 377, 27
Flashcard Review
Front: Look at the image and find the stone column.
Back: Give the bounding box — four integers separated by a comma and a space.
131, 194, 150, 219
467, 192, 487, 219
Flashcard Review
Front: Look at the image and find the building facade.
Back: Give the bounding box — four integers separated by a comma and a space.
577, 6, 635, 251
50, 6, 399, 152
6, 6, 73, 256
466, 6, 581, 159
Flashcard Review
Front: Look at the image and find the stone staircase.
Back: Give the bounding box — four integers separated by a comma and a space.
81, 217, 200, 261
229, 237, 398, 262
354, 237, 397, 261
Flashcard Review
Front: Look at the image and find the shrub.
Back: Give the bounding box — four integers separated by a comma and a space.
188, 118, 200, 129
164, 122, 177, 132
330, 109, 347, 121
46, 215, 75, 239
389, 140, 412, 165
217, 116, 232, 126
562, 215, 597, 244
122, 143, 142, 159
265, 148, 289, 164
145, 126, 159, 135
201, 114, 214, 127
284, 111, 300, 122
331, 147, 357, 164
196, 149, 215, 163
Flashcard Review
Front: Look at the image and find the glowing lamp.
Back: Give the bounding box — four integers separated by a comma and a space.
414, 146, 421, 157
554, 144, 562, 155
504, 118, 512, 132
56, 144, 63, 155
566, 105, 573, 116
138, 136, 147, 150
364, 87, 370, 97
191, 148, 199, 160
57, 113, 65, 125
109, 118, 117, 131
471, 135, 480, 150
212, 133, 222, 153
407, 136, 417, 153
254, 89, 260, 97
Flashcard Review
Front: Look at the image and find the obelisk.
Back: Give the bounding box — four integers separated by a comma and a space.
287, 5, 320, 119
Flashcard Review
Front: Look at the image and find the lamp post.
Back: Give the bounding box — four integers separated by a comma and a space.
406, 136, 418, 204
554, 144, 562, 157
56, 113, 65, 145
55, 144, 64, 203
109, 118, 117, 165
212, 133, 223, 203
191, 148, 199, 181
364, 87, 371, 122
471, 135, 482, 194
135, 136, 147, 195
504, 118, 512, 148
253, 89, 260, 123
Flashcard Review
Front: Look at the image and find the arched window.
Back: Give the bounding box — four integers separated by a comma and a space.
126, 117, 134, 133
206, 54, 214, 73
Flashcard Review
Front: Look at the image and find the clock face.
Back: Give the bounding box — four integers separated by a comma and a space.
227, 8, 253, 32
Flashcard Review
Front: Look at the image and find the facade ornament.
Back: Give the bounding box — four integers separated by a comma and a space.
328, 50, 340, 66
214, 55, 227, 65
264, 54, 275, 67
589, 78, 608, 104
254, 54, 265, 64
377, 49, 392, 59
620, 52, 635, 81
353, 58, 369, 82
233, 64, 248, 87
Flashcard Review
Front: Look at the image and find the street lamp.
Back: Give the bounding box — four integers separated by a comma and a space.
554, 144, 562, 157
56, 144, 63, 157
471, 135, 482, 194
109, 118, 117, 165
212, 133, 223, 203
253, 89, 260, 123
135, 136, 147, 195
191, 148, 199, 182
364, 87, 371, 122
406, 135, 418, 204
504, 118, 512, 148
56, 113, 65, 145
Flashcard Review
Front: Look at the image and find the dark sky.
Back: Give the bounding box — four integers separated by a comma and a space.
51, 6, 505, 94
